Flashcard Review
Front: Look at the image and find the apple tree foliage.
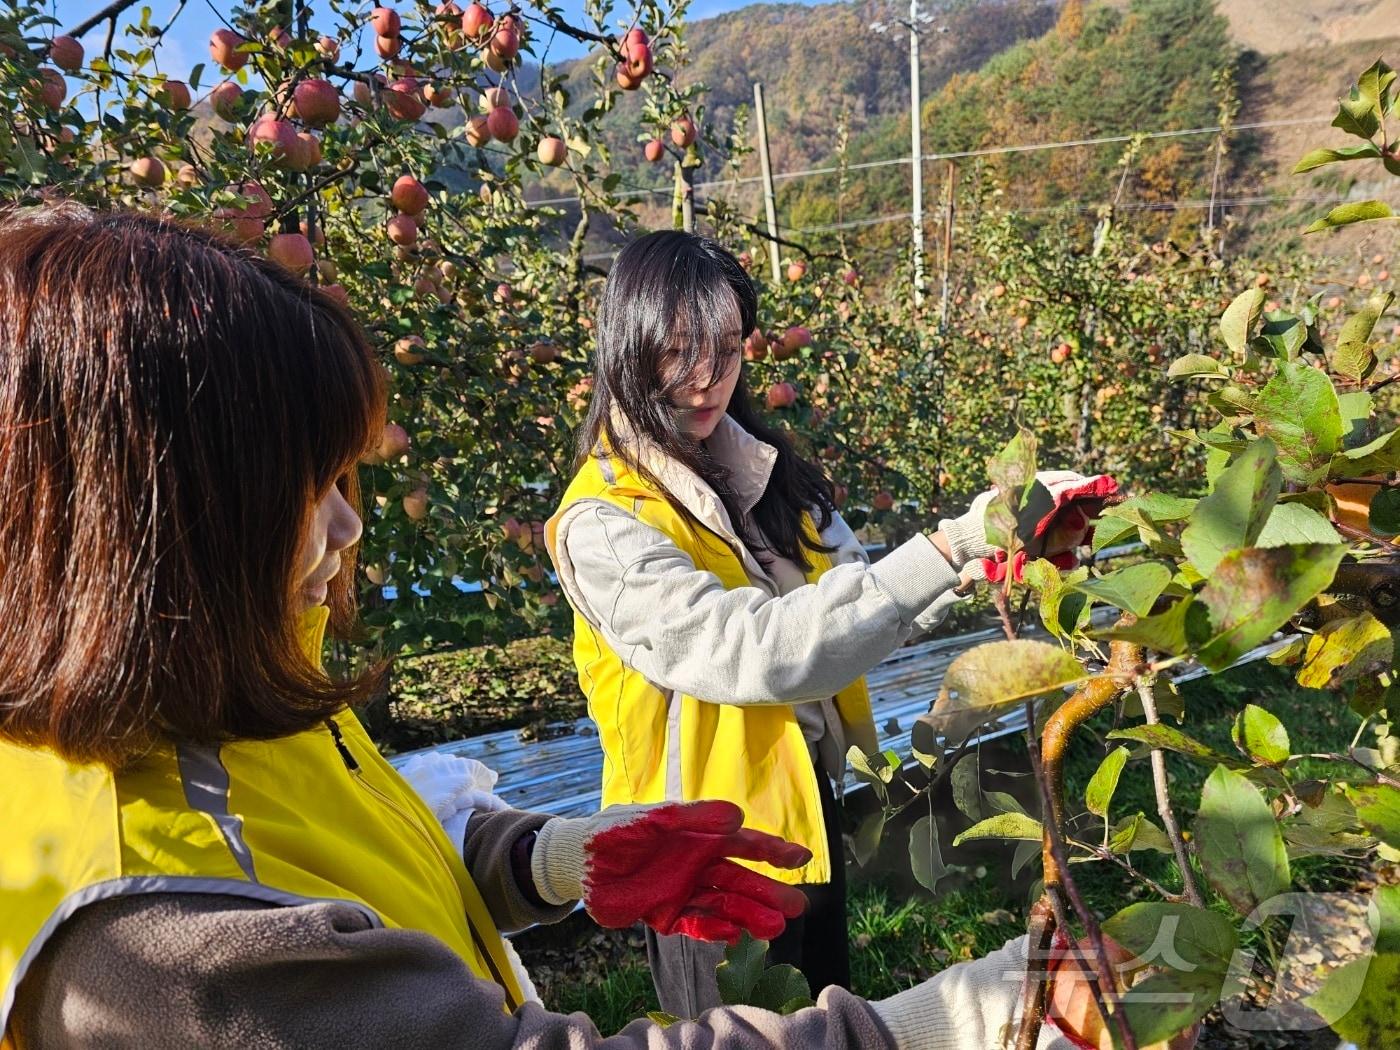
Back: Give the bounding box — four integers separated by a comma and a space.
845, 60, 1400, 1049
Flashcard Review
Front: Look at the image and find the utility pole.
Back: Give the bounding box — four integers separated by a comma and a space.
753, 82, 783, 286
873, 3, 942, 308
908, 0, 925, 308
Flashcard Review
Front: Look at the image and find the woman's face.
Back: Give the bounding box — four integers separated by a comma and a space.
664, 299, 743, 442
296, 481, 363, 610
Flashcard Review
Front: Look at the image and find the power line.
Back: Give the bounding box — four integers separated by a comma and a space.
527, 115, 1334, 210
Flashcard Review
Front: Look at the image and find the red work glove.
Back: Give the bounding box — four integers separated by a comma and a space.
529, 800, 810, 944
978, 471, 1119, 583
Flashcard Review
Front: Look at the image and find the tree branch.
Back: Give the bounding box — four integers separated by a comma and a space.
1134, 675, 1204, 907
65, 0, 144, 40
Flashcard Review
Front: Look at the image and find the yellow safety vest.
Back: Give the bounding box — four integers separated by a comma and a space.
0, 607, 524, 1047
545, 451, 877, 886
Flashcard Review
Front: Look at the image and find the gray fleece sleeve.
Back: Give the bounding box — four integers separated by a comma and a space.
11, 893, 897, 1050
555, 500, 964, 705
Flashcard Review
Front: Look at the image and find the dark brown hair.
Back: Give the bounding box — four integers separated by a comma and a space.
0, 201, 385, 766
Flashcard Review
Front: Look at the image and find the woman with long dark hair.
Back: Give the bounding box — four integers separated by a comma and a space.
545, 230, 1112, 1016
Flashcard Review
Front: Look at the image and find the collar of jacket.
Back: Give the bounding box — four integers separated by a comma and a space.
607, 408, 779, 545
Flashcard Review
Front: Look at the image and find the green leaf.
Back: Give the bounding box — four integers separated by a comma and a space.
1334, 92, 1381, 139
851, 809, 885, 868
1094, 596, 1206, 657
717, 932, 767, 1005
1336, 293, 1396, 380
1102, 901, 1239, 973
1193, 765, 1291, 917
1119, 969, 1226, 1046
1231, 704, 1291, 766
909, 814, 948, 893
927, 640, 1086, 743
1338, 390, 1374, 448
1167, 353, 1229, 379
1112, 812, 1174, 853
1345, 782, 1400, 850
1254, 502, 1343, 547
1091, 515, 1140, 554
1373, 489, 1400, 535
1074, 563, 1173, 618
1085, 746, 1130, 818
1304, 200, 1396, 234
1293, 143, 1383, 173
749, 963, 812, 1013
1297, 613, 1393, 689
1181, 441, 1283, 575
1022, 561, 1090, 640
984, 431, 1038, 550
1253, 362, 1343, 485
952, 811, 1043, 846
1308, 953, 1400, 1049
1257, 313, 1309, 361
1331, 429, 1400, 476
647, 1011, 682, 1027
1108, 725, 1238, 766
1195, 544, 1348, 672
1220, 287, 1267, 356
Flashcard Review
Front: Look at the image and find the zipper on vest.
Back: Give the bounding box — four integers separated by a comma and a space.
325, 718, 360, 771
323, 718, 523, 1012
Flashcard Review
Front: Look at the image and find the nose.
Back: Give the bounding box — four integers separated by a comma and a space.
325, 485, 363, 553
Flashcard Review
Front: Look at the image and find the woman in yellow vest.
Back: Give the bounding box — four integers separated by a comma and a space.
0, 203, 1089, 1050
546, 231, 1109, 1018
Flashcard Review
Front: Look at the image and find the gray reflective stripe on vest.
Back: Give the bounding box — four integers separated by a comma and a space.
177, 743, 257, 882
0, 875, 382, 1036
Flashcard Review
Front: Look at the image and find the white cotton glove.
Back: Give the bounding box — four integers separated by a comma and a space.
872, 935, 1078, 1050
396, 752, 511, 849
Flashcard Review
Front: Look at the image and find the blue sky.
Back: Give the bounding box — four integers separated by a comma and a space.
54, 0, 836, 71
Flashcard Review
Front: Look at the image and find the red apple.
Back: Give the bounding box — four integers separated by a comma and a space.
423, 82, 453, 106
394, 336, 426, 364
529, 341, 560, 364
49, 34, 83, 71
176, 163, 200, 187
384, 79, 426, 121
371, 6, 401, 36
842, 269, 858, 286
494, 283, 512, 304
782, 325, 811, 353
765, 381, 797, 410
501, 516, 523, 542
380, 423, 412, 459
32, 67, 65, 109
461, 2, 492, 39
482, 84, 511, 109
387, 214, 419, 246
644, 138, 665, 163
465, 115, 489, 146
158, 79, 191, 110
786, 258, 806, 282
247, 116, 297, 163
536, 136, 566, 166
268, 232, 314, 274
293, 79, 340, 126
210, 80, 242, 119
489, 21, 519, 60
615, 64, 641, 90
316, 35, 340, 59
872, 491, 894, 512
1047, 936, 1200, 1050
1051, 342, 1073, 365
670, 115, 696, 148
623, 38, 652, 78
209, 28, 248, 71
391, 175, 430, 215
743, 329, 768, 361
403, 487, 429, 521
268, 25, 292, 50
129, 156, 166, 188
486, 105, 518, 141
286, 131, 321, 171
375, 33, 401, 58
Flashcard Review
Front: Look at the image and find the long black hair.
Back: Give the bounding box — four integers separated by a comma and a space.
576, 229, 836, 571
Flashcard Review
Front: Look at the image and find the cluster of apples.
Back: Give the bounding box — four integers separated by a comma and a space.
742, 325, 811, 364
641, 115, 696, 163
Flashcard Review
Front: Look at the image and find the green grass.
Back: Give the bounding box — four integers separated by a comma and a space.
524, 661, 1372, 1032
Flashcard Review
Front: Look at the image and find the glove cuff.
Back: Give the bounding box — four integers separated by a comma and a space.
938, 496, 998, 569
530, 816, 589, 906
